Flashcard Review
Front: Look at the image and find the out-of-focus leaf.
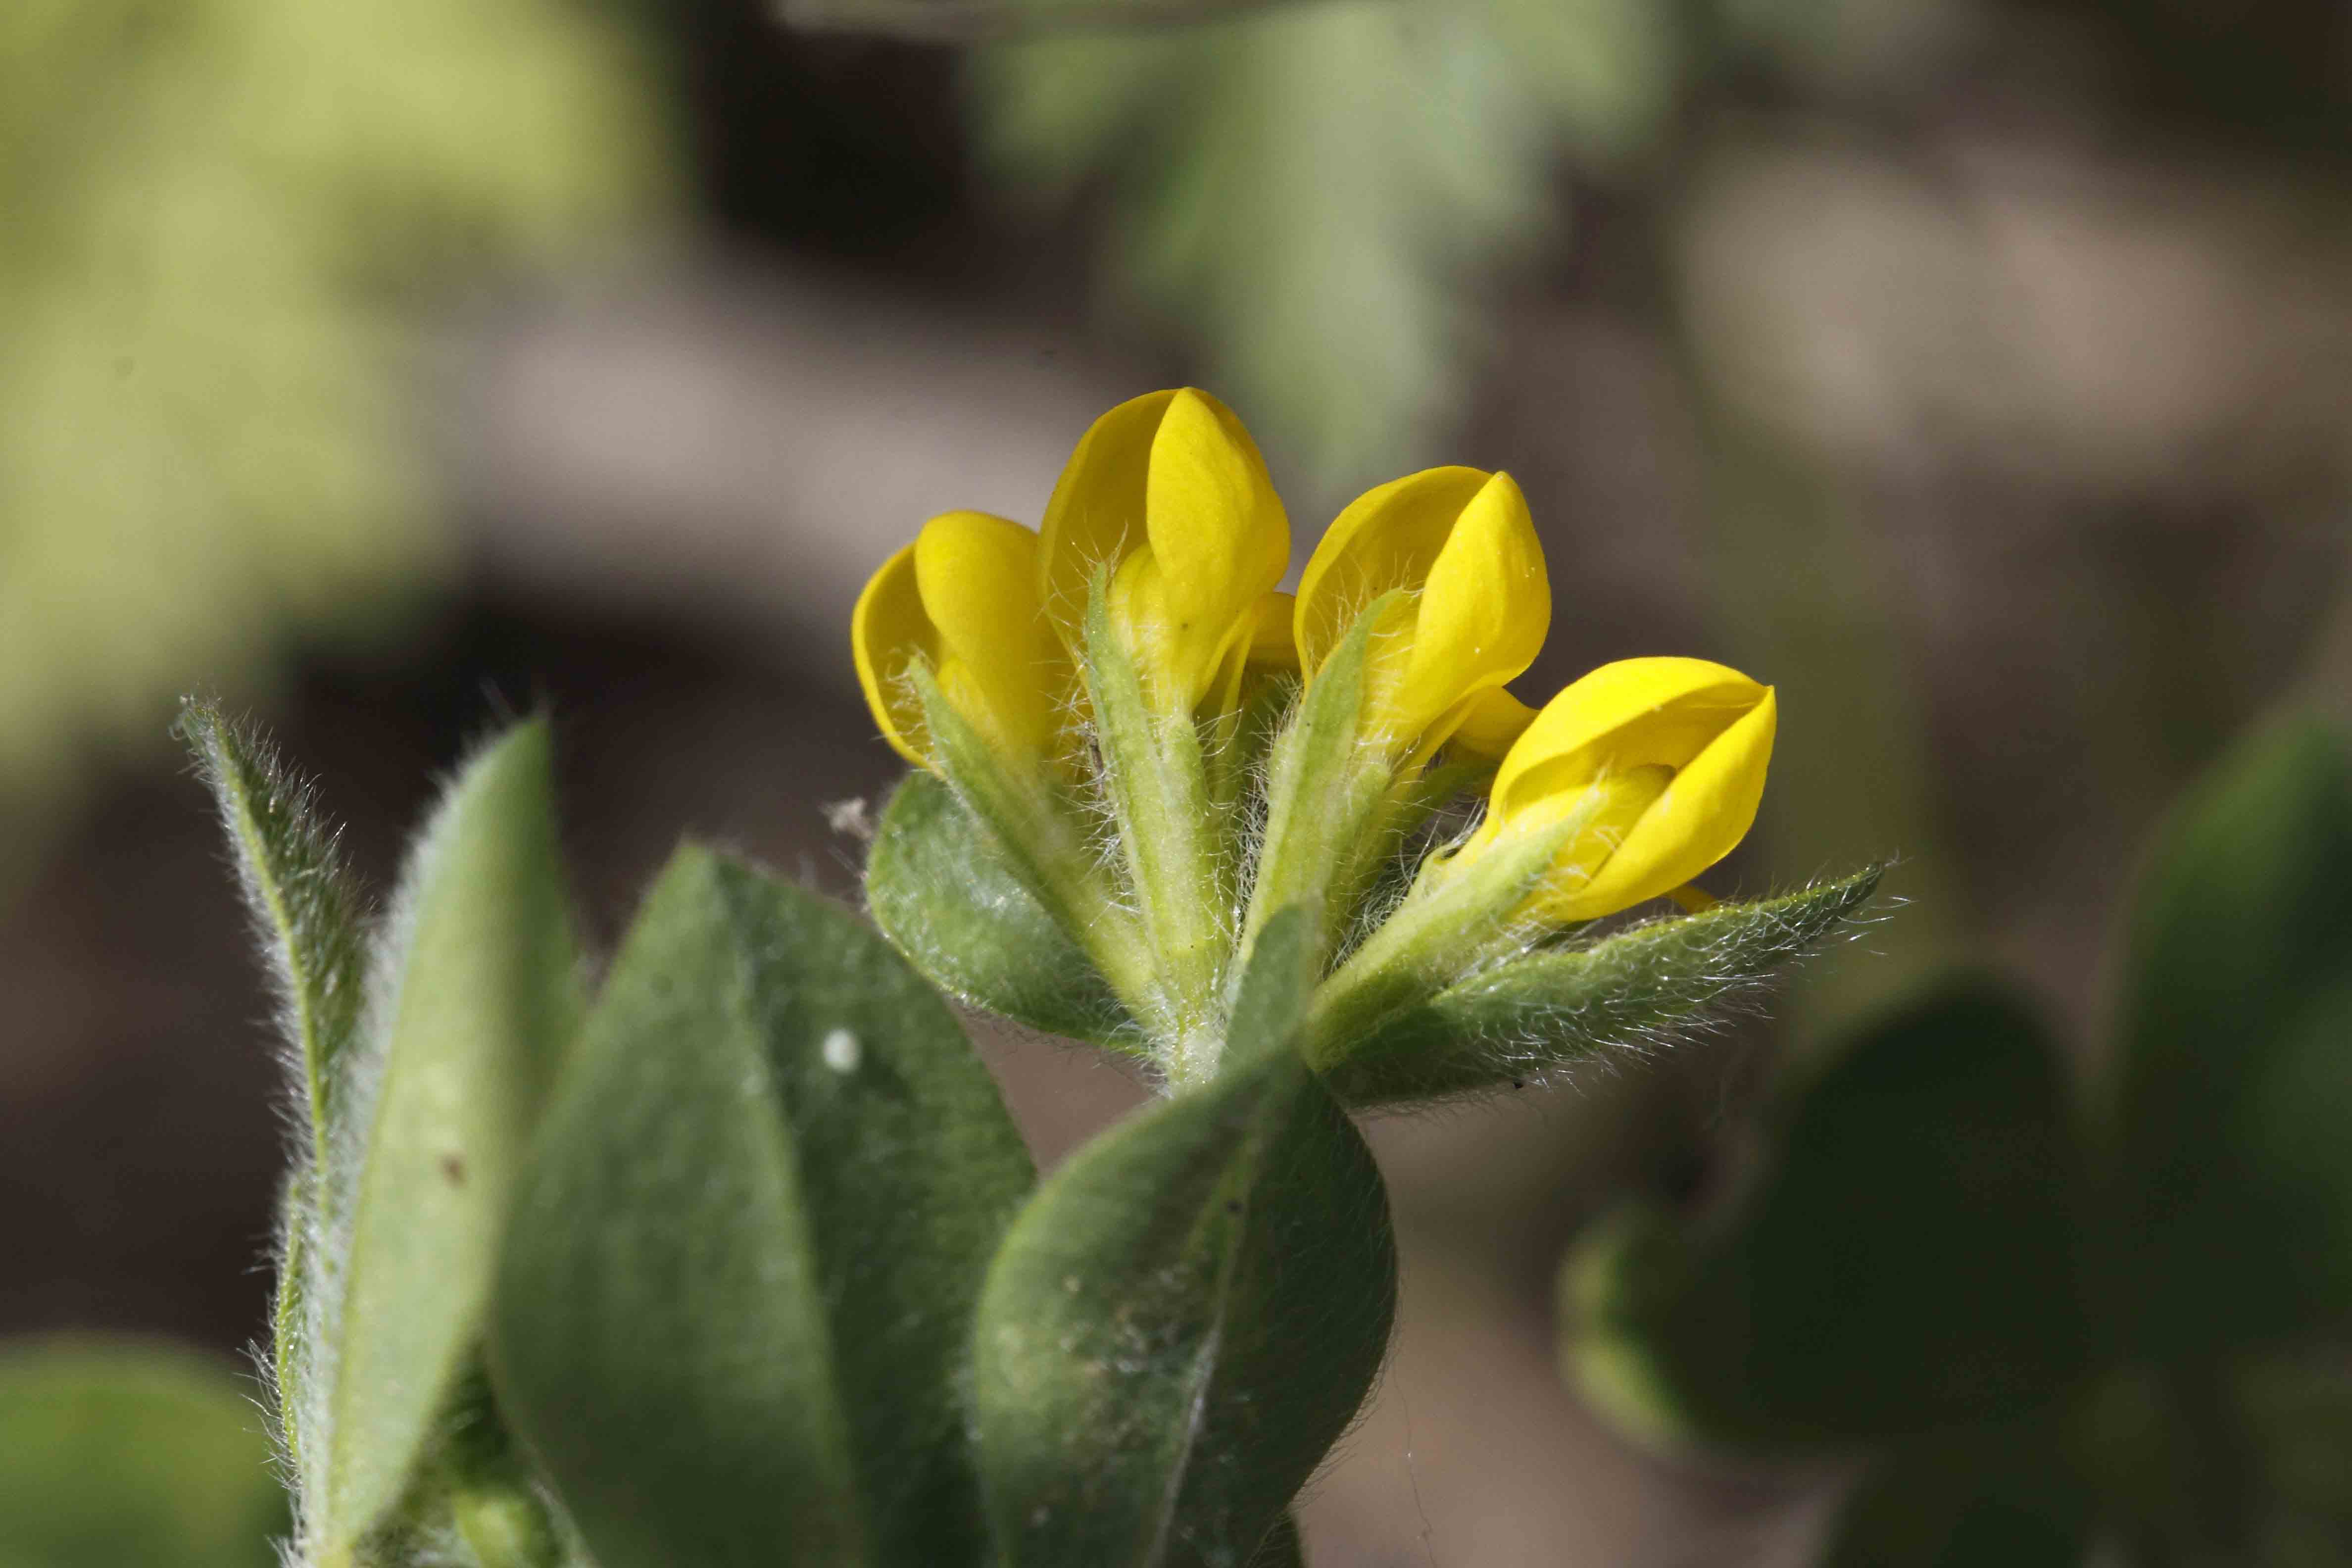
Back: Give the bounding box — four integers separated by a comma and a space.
1245, 1512, 1306, 1568
1485, 0, 1680, 159
321, 720, 580, 1556
2108, 720, 2352, 1358
2232, 1345, 2352, 1562
970, 909, 1395, 1567
1319, 867, 1883, 1106
0, 0, 666, 874
1819, 1422, 2093, 1568
492, 847, 1034, 1568
868, 770, 1140, 1048
1562, 982, 2089, 1451
969, 1, 1572, 482
0, 1337, 287, 1568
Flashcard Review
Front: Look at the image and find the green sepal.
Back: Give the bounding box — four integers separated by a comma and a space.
491, 846, 1035, 1568
1320, 867, 1883, 1107
1080, 574, 1227, 1074
1241, 596, 1386, 976
911, 661, 1161, 1023
1560, 982, 2090, 1452
1205, 670, 1298, 829
321, 719, 582, 1559
2107, 718, 2352, 1359
868, 771, 1141, 1050
0, 1337, 288, 1568
1818, 1420, 2094, 1568
970, 910, 1396, 1568
1329, 756, 1494, 958
437, 1362, 564, 1568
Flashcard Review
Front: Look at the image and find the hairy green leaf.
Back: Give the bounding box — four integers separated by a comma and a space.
178, 697, 369, 1168
492, 846, 1034, 1568
2109, 719, 2352, 1358
971, 909, 1395, 1568
0, 1337, 287, 1568
320, 719, 580, 1558
1320, 867, 1883, 1107
868, 771, 1138, 1048
177, 698, 371, 1483
1561, 982, 2089, 1452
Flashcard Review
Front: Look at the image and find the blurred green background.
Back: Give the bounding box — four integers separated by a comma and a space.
4, 0, 2349, 1562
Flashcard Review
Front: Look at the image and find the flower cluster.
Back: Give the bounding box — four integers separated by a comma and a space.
855, 389, 1775, 1088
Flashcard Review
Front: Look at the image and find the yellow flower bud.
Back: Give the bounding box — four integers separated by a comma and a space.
852, 510, 1072, 771
1294, 467, 1549, 762
1454, 657, 1777, 923
1037, 389, 1290, 715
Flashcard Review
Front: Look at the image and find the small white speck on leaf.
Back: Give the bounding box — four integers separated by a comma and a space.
821, 1028, 861, 1074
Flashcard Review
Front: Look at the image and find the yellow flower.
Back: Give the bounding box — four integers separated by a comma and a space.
1037, 389, 1290, 715
1294, 467, 1549, 764
852, 510, 1072, 771
1452, 657, 1777, 923
1205, 589, 1299, 717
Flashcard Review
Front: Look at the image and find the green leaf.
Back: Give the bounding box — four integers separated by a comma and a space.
1321, 867, 1884, 1107
2077, 1353, 2352, 1564
970, 908, 1396, 1568
491, 846, 1035, 1568
0, 1337, 288, 1568
969, 3, 1566, 482
1819, 1422, 2094, 1568
2108, 719, 2352, 1358
1561, 982, 2090, 1452
177, 698, 369, 1171
176, 698, 371, 1481
320, 719, 580, 1558
2226, 1345, 2352, 1561
868, 771, 1139, 1049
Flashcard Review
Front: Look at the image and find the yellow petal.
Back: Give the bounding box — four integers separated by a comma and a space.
1037, 390, 1286, 713
1204, 589, 1298, 721
1387, 472, 1549, 740
1492, 657, 1769, 822
1139, 390, 1290, 707
1037, 389, 1177, 648
1545, 688, 1776, 920
851, 540, 935, 768
1443, 687, 1538, 760
1295, 466, 1493, 676
915, 510, 1066, 758
1247, 591, 1298, 671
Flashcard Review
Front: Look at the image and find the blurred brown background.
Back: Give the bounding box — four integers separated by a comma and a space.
5, 0, 2349, 1561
